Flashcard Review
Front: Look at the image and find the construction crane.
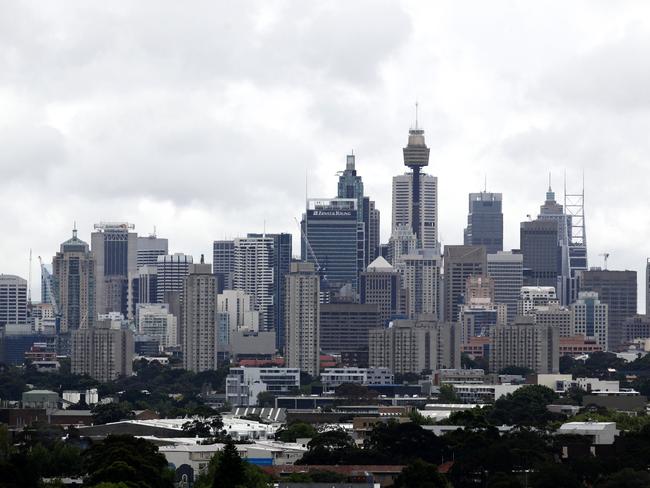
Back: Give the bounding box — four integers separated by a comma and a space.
38, 256, 60, 317
599, 253, 610, 270
293, 217, 325, 278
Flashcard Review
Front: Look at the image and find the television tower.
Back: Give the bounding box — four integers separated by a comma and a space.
402, 102, 430, 244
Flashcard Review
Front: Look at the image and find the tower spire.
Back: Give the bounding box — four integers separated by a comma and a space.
415, 101, 419, 130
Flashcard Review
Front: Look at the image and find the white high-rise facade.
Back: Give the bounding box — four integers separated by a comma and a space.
396, 250, 441, 320
136, 303, 178, 350
136, 235, 168, 269
233, 236, 275, 332
217, 290, 260, 346
571, 291, 609, 351
0, 275, 28, 326
487, 251, 524, 324
392, 173, 438, 251
156, 253, 193, 303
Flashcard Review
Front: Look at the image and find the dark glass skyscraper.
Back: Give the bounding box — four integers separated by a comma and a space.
336, 154, 380, 267
213, 240, 235, 290
520, 219, 561, 289
464, 192, 503, 254
302, 198, 363, 293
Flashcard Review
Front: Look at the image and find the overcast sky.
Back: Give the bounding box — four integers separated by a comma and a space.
1, 1, 649, 311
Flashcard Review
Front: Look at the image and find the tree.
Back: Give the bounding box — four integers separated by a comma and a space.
393, 460, 450, 488
530, 463, 582, 488
193, 439, 270, 488
498, 366, 533, 377
488, 385, 560, 427
82, 435, 173, 488
211, 439, 246, 488
335, 383, 378, 400
297, 429, 358, 465
438, 384, 460, 403
182, 416, 224, 440
276, 422, 317, 442
91, 403, 135, 425
596, 468, 650, 488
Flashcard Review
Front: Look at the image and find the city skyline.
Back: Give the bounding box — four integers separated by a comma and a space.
0, 2, 649, 311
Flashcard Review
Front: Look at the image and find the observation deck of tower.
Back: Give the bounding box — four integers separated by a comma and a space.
402, 103, 431, 243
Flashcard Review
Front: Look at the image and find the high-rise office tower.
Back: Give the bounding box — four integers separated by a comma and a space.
464, 192, 503, 254
577, 269, 637, 351
487, 251, 524, 324
213, 240, 235, 290
71, 319, 134, 382
392, 120, 438, 250
520, 219, 561, 289
443, 245, 487, 322
52, 228, 95, 332
571, 291, 608, 351
284, 262, 320, 376
529, 303, 573, 337
182, 260, 217, 372
301, 198, 364, 293
490, 316, 559, 374
233, 236, 275, 333
136, 234, 168, 269
0, 275, 28, 326
368, 201, 381, 264
368, 317, 460, 374
156, 253, 193, 303
247, 233, 292, 350
91, 222, 137, 317
336, 154, 380, 268
399, 250, 441, 320
360, 256, 404, 325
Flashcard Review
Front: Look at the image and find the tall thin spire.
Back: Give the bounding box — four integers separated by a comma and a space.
415, 101, 419, 129
73, 221, 77, 239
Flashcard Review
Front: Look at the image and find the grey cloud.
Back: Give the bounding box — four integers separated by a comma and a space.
0, 125, 66, 181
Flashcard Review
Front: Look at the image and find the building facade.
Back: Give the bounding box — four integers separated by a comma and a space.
368, 318, 461, 374
213, 240, 235, 290
91, 222, 137, 317
577, 269, 637, 351
490, 316, 560, 374
360, 257, 403, 325
443, 245, 487, 323
464, 192, 503, 254
71, 321, 134, 382
156, 253, 193, 303
571, 291, 609, 351
520, 219, 561, 289
284, 262, 320, 376
398, 250, 441, 320
136, 235, 168, 269
319, 302, 381, 367
487, 251, 524, 324
52, 229, 95, 332
302, 198, 364, 293
136, 303, 178, 350
0, 275, 28, 327
182, 262, 217, 372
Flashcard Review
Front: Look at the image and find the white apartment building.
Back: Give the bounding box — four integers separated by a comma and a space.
136, 303, 178, 349
225, 367, 300, 406
234, 236, 275, 332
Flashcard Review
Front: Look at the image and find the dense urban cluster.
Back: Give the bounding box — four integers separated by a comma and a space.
1, 123, 649, 487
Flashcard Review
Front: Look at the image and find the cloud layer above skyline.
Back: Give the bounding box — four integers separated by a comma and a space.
1, 1, 649, 310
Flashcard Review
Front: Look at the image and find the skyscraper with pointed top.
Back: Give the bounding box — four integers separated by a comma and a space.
52, 227, 96, 332
336, 154, 380, 266
391, 108, 438, 251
